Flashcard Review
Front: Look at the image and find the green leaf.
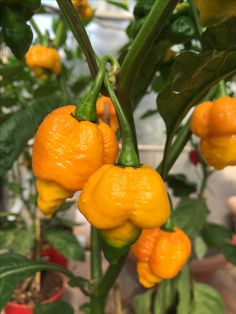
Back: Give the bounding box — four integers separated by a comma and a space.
0, 253, 73, 311
35, 301, 74, 314
201, 223, 236, 265
106, 0, 128, 11
140, 109, 158, 120
0, 94, 66, 175
153, 279, 177, 314
54, 218, 83, 229
80, 303, 91, 314
57, 200, 75, 212
174, 197, 209, 237
166, 173, 197, 197
176, 266, 191, 314
157, 17, 236, 147
9, 228, 35, 255
7, 181, 22, 195
132, 290, 153, 314
2, 7, 33, 59
190, 282, 224, 314
45, 230, 85, 261
194, 236, 208, 259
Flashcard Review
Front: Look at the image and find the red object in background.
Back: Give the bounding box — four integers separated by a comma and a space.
4, 282, 65, 314
41, 246, 68, 268
189, 149, 199, 166
231, 234, 236, 246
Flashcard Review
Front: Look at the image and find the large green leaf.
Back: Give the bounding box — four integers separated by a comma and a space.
157, 17, 236, 144
132, 290, 153, 314
45, 230, 85, 261
0, 228, 35, 255
0, 253, 73, 311
190, 282, 224, 314
174, 197, 209, 237
166, 173, 197, 197
35, 300, 74, 314
153, 279, 177, 314
201, 223, 236, 265
0, 94, 66, 175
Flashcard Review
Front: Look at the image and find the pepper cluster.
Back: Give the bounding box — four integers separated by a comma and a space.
32, 56, 191, 287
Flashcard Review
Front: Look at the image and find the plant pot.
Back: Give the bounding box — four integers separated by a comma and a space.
41, 245, 68, 268
190, 253, 227, 282
4, 273, 66, 314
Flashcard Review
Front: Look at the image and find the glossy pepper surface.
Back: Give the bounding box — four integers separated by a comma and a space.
96, 96, 119, 134
132, 227, 191, 288
191, 97, 236, 169
25, 45, 61, 77
194, 0, 236, 27
78, 164, 170, 248
33, 105, 118, 218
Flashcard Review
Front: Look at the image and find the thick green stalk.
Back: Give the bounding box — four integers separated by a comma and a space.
105, 75, 140, 167
56, 0, 98, 78
91, 227, 102, 280
119, 0, 179, 102
74, 56, 109, 121
158, 118, 192, 179
30, 18, 43, 41
189, 0, 202, 38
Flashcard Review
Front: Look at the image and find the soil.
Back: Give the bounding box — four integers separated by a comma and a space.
10, 272, 63, 306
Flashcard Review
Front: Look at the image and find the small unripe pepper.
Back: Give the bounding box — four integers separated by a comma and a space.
25, 45, 61, 77
96, 96, 119, 134
191, 96, 236, 169
132, 227, 191, 288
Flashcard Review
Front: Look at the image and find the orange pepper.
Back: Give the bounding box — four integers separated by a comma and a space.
78, 164, 170, 248
191, 96, 236, 169
25, 45, 61, 77
96, 96, 119, 134
32, 105, 118, 218
132, 227, 191, 288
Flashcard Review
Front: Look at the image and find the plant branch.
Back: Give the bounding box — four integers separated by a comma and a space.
30, 18, 43, 42
56, 0, 98, 78
189, 0, 202, 38
119, 0, 179, 102
91, 227, 102, 280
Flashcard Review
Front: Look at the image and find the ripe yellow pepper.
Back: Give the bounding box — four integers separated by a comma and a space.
25, 45, 61, 77
194, 0, 236, 27
191, 97, 236, 169
96, 96, 119, 134
132, 227, 191, 288
78, 164, 170, 248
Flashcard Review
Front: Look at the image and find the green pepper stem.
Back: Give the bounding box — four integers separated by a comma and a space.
216, 80, 228, 98
91, 227, 102, 280
74, 56, 113, 122
105, 74, 140, 167
30, 18, 43, 41
56, 0, 98, 78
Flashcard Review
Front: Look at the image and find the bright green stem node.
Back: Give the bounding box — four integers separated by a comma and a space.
105, 75, 140, 167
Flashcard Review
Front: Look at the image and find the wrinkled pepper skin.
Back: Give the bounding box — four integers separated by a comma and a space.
132, 227, 191, 288
32, 105, 118, 218
191, 97, 236, 169
71, 0, 93, 21
25, 45, 61, 77
194, 0, 236, 27
78, 164, 170, 248
96, 96, 119, 134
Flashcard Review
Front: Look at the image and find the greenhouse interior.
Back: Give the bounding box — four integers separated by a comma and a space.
0, 0, 236, 313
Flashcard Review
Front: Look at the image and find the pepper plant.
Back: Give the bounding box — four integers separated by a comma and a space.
1, 0, 236, 314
